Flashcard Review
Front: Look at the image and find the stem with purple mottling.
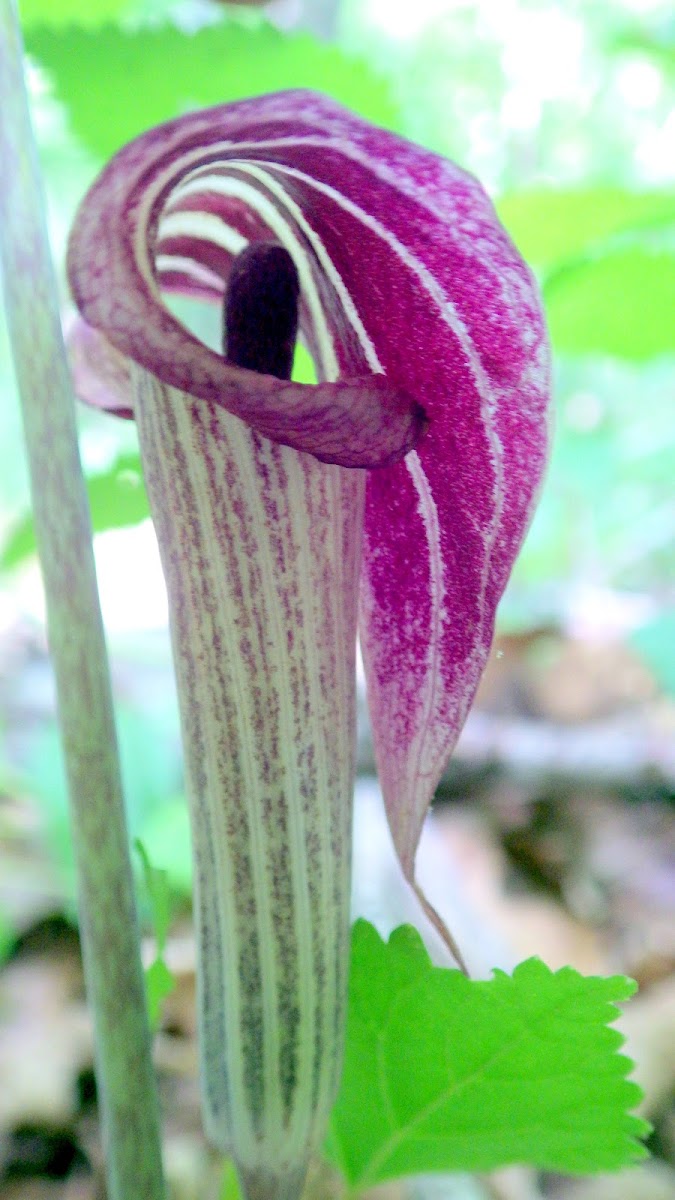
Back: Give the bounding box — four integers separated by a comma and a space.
0, 3, 165, 1198
131, 244, 363, 1200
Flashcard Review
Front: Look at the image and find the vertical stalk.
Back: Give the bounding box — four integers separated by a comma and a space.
133, 362, 362, 1200
0, 4, 165, 1198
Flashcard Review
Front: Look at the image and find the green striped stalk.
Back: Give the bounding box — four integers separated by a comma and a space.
133, 362, 363, 1199
0, 3, 165, 1198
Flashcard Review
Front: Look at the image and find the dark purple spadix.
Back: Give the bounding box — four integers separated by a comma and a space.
224, 243, 300, 381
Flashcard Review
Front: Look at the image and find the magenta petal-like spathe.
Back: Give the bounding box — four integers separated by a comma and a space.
67, 88, 550, 923
346, 165, 551, 879
66, 95, 426, 469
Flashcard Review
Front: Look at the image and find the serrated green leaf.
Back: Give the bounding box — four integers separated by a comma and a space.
19, 0, 134, 29
544, 246, 675, 360
26, 22, 399, 160
326, 921, 649, 1187
496, 188, 675, 270
1, 450, 149, 570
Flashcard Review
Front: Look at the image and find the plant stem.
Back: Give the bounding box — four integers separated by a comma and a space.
0, 4, 165, 1198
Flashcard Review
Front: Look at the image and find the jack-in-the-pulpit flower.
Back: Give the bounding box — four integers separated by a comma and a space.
66, 91, 550, 1200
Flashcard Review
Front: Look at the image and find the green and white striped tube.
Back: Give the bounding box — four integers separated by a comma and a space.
134, 363, 363, 1199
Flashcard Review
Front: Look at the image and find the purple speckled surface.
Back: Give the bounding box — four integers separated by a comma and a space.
67, 89, 551, 899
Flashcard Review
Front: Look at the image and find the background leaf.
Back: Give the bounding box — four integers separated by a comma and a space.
17, 703, 182, 898
543, 245, 675, 360
135, 838, 176, 1030
497, 188, 675, 270
143, 957, 175, 1031
497, 189, 675, 360
25, 21, 399, 160
325, 921, 649, 1188
19, 0, 134, 28
219, 1160, 243, 1200
1, 451, 149, 571
134, 838, 172, 954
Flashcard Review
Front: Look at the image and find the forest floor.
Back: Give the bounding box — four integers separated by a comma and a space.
0, 622, 673, 1200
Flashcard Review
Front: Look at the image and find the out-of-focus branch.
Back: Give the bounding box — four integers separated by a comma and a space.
0, 3, 165, 1198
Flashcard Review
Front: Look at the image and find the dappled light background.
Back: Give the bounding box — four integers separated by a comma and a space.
0, 1, 673, 1198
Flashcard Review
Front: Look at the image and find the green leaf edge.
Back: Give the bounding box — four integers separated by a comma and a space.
326, 920, 651, 1188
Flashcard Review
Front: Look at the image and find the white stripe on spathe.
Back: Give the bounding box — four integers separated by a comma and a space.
129, 107, 534, 403
170, 166, 383, 376
155, 253, 230, 294
159, 158, 501, 709
149, 134, 506, 838
403, 448, 446, 756
160, 170, 340, 382
262, 161, 505, 626
160, 156, 503, 534
154, 162, 468, 806
158, 211, 247, 257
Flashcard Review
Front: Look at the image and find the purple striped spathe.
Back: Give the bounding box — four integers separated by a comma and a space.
66, 89, 551, 1200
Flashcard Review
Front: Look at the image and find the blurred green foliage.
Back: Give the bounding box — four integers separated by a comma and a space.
499, 186, 675, 360
18, 0, 134, 27
545, 245, 674, 360
24, 20, 398, 159
631, 612, 675, 697
506, 355, 674, 604
134, 838, 177, 1029
16, 702, 184, 899
497, 188, 675, 268
1, 451, 148, 569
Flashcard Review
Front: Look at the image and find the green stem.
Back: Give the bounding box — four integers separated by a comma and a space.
0, 4, 165, 1198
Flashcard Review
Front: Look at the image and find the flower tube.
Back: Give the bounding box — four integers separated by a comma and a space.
67, 90, 550, 1200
